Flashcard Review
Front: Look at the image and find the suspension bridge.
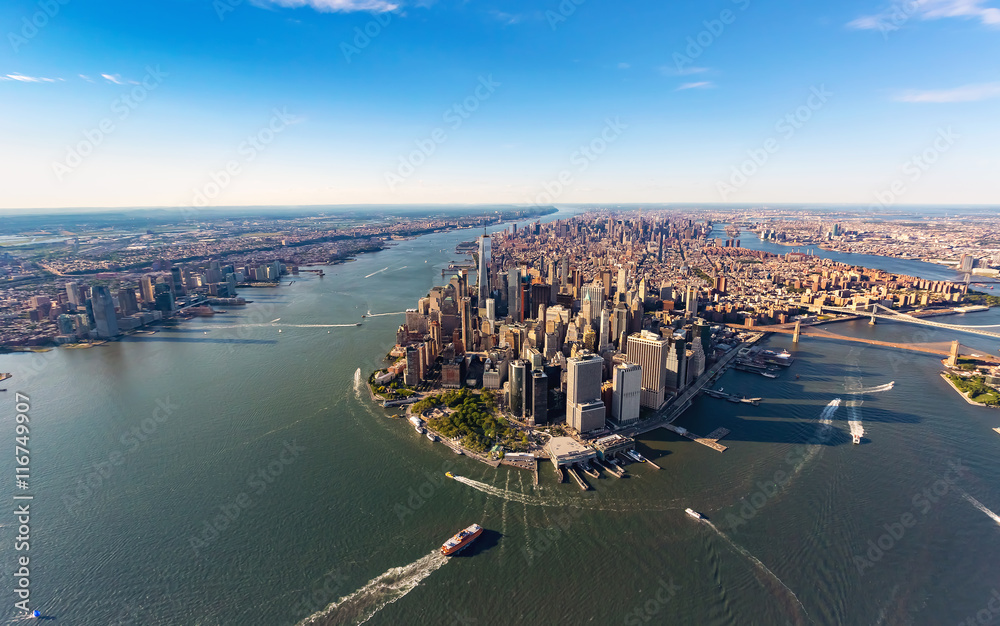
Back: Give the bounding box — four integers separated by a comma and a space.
817, 304, 1000, 339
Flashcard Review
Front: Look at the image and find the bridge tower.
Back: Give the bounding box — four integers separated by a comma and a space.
947, 340, 960, 368
869, 312, 877, 326
792, 320, 801, 343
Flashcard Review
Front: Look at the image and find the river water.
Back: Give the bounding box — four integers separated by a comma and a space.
2, 210, 999, 625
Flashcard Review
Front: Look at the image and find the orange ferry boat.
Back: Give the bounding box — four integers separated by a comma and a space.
440, 524, 483, 556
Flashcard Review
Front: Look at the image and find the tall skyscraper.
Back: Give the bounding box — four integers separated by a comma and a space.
509, 360, 527, 418
140, 275, 156, 304
91, 286, 119, 338
478, 234, 489, 304
507, 269, 521, 322
566, 351, 606, 432
685, 286, 697, 317
611, 362, 642, 426
582, 283, 604, 324
117, 288, 139, 316
611, 302, 628, 349
626, 330, 668, 410
530, 370, 548, 426
65, 282, 81, 308
665, 336, 688, 392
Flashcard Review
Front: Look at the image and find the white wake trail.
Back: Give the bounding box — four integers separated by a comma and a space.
364, 266, 390, 279
788, 398, 841, 482
365, 311, 406, 317
847, 401, 865, 442
957, 489, 1000, 528
296, 550, 448, 626
846, 381, 895, 394
353, 368, 363, 401
703, 521, 810, 621
451, 475, 680, 512
818, 398, 841, 429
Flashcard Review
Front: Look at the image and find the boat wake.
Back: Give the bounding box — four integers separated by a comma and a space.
452, 475, 680, 512
847, 400, 865, 442
703, 521, 810, 621
364, 311, 406, 318
788, 398, 841, 480
846, 381, 895, 394
453, 475, 560, 507
957, 489, 1000, 528
296, 550, 448, 626
817, 398, 841, 432
353, 368, 363, 400
364, 266, 390, 279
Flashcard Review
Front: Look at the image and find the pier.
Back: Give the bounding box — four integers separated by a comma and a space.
642, 454, 663, 470
702, 389, 761, 405
662, 424, 729, 452
566, 466, 590, 491
580, 462, 601, 479
599, 458, 625, 478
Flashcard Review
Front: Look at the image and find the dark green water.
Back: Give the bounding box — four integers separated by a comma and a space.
2, 215, 1000, 625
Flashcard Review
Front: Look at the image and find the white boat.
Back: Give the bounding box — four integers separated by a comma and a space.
426, 433, 438, 442
415, 425, 425, 434
852, 433, 862, 444
993, 427, 1000, 436
685, 508, 705, 520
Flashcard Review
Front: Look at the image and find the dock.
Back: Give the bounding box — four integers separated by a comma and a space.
598, 458, 625, 478
663, 424, 729, 452
579, 462, 601, 479
553, 463, 566, 483
702, 389, 761, 406
566, 466, 590, 491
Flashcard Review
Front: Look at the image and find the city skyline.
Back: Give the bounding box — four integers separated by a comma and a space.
3, 0, 1000, 209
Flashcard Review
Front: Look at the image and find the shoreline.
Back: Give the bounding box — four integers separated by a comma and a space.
939, 372, 1000, 410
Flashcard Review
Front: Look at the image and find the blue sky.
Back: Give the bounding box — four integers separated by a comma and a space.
1, 0, 998, 209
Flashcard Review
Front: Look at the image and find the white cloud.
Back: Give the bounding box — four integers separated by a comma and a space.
256, 0, 398, 12
101, 73, 125, 85
849, 0, 1000, 30
676, 81, 714, 90
895, 82, 1000, 102
0, 73, 62, 83
79, 74, 95, 82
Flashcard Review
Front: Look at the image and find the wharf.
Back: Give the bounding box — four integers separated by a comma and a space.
663, 424, 729, 452
566, 466, 590, 491
703, 389, 761, 405
599, 458, 625, 478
